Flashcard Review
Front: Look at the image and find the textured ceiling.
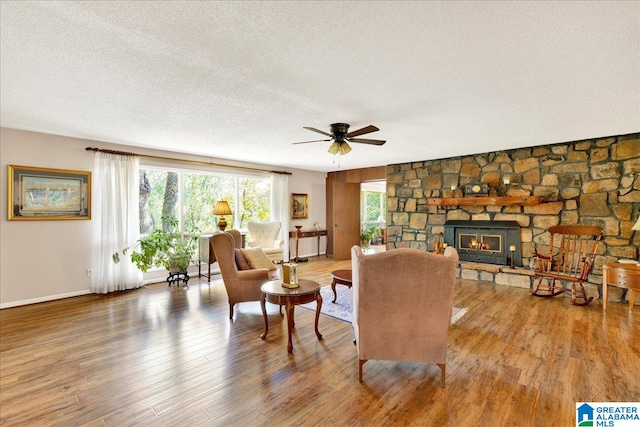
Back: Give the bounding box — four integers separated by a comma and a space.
1, 1, 638, 173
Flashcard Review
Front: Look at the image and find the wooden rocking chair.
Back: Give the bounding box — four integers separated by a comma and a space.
531, 225, 603, 306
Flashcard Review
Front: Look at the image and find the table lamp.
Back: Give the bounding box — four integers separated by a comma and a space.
213, 200, 232, 231
633, 215, 640, 266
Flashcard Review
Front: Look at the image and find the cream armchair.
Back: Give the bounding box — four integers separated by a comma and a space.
247, 221, 284, 263
350, 245, 459, 386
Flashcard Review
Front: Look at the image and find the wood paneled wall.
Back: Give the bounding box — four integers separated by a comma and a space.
326, 166, 387, 254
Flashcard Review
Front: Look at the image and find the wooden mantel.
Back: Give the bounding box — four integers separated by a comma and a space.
426, 196, 543, 207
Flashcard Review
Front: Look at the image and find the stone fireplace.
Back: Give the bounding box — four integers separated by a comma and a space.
384, 133, 638, 298
327, 133, 638, 301
444, 220, 522, 267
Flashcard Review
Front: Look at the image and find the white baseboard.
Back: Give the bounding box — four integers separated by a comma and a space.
287, 251, 327, 261
0, 289, 92, 309
0, 270, 223, 309
142, 270, 221, 285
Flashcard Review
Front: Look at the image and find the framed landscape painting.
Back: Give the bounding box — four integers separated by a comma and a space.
8, 165, 91, 220
291, 193, 308, 219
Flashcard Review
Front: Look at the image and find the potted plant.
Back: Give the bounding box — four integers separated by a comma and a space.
360, 226, 380, 249
112, 217, 198, 274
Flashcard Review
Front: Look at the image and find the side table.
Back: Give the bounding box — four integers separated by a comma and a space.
330, 269, 352, 303
602, 263, 640, 313
260, 279, 323, 353
289, 229, 328, 261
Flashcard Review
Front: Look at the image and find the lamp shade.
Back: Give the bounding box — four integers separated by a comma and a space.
633, 216, 640, 231
213, 200, 232, 231
328, 141, 352, 156
339, 142, 352, 155
213, 200, 232, 216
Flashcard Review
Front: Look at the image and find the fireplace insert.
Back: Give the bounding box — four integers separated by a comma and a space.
444, 220, 521, 266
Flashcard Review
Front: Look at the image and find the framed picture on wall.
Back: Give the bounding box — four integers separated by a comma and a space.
8, 165, 91, 220
291, 193, 308, 219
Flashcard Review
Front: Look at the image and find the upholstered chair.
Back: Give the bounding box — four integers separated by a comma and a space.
350, 245, 459, 386
198, 231, 225, 282
211, 230, 274, 319
247, 221, 285, 263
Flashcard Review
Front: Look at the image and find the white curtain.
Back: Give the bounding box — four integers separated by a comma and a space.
91, 152, 142, 293
271, 172, 290, 261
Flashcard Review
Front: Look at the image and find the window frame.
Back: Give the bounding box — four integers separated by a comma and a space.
139, 164, 271, 235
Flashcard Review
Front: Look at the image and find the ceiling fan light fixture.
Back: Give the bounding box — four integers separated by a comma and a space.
339, 142, 352, 155
328, 141, 340, 155
301, 123, 383, 158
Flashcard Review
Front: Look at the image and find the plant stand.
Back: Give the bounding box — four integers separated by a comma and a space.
167, 271, 189, 287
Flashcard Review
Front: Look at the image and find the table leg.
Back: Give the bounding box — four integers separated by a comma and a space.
260, 293, 268, 340
314, 291, 323, 341
285, 302, 295, 353
325, 235, 328, 258
629, 289, 635, 312
331, 278, 338, 303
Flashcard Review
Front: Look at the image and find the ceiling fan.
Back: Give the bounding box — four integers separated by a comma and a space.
293, 123, 386, 155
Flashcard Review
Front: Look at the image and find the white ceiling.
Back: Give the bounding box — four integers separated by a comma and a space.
1, 1, 639, 173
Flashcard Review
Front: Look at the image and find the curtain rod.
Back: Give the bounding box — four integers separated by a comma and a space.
85, 147, 291, 175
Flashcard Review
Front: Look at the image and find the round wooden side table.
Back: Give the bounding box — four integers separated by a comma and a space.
260, 279, 323, 353
330, 269, 353, 303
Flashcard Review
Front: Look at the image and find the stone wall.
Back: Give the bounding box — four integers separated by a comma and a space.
386, 133, 639, 298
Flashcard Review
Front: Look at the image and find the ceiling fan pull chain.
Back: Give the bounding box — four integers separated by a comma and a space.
332, 153, 341, 168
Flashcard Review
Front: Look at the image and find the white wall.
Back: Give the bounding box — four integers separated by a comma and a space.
287, 170, 328, 260
0, 128, 326, 307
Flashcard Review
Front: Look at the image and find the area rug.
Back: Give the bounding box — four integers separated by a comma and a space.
300, 285, 467, 324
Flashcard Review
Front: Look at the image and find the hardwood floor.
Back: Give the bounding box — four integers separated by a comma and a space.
1, 255, 638, 426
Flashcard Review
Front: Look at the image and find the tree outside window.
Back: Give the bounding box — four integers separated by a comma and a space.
184, 173, 234, 233
237, 177, 271, 229
361, 190, 387, 230
139, 168, 271, 235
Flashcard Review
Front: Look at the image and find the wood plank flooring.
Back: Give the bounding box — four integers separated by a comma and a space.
1, 255, 639, 426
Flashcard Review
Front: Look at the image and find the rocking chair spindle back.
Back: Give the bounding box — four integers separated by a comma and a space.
532, 225, 603, 306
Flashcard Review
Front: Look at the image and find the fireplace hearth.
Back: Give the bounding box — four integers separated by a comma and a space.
444, 220, 521, 267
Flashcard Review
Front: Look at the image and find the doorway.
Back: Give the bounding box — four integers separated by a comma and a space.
361, 180, 387, 253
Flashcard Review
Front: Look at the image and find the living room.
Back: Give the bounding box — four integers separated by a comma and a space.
1, 2, 639, 426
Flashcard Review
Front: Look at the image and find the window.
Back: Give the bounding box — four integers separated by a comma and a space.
183, 173, 235, 233
360, 181, 387, 231
139, 167, 271, 234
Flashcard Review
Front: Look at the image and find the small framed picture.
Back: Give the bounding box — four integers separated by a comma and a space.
8, 165, 91, 220
291, 193, 308, 219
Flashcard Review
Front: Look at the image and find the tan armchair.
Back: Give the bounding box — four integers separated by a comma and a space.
211, 230, 274, 319
198, 231, 223, 282
247, 221, 285, 263
350, 245, 459, 386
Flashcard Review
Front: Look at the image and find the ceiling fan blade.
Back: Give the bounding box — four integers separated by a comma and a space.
303, 127, 332, 137
347, 138, 386, 146
346, 125, 379, 138
292, 139, 332, 145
